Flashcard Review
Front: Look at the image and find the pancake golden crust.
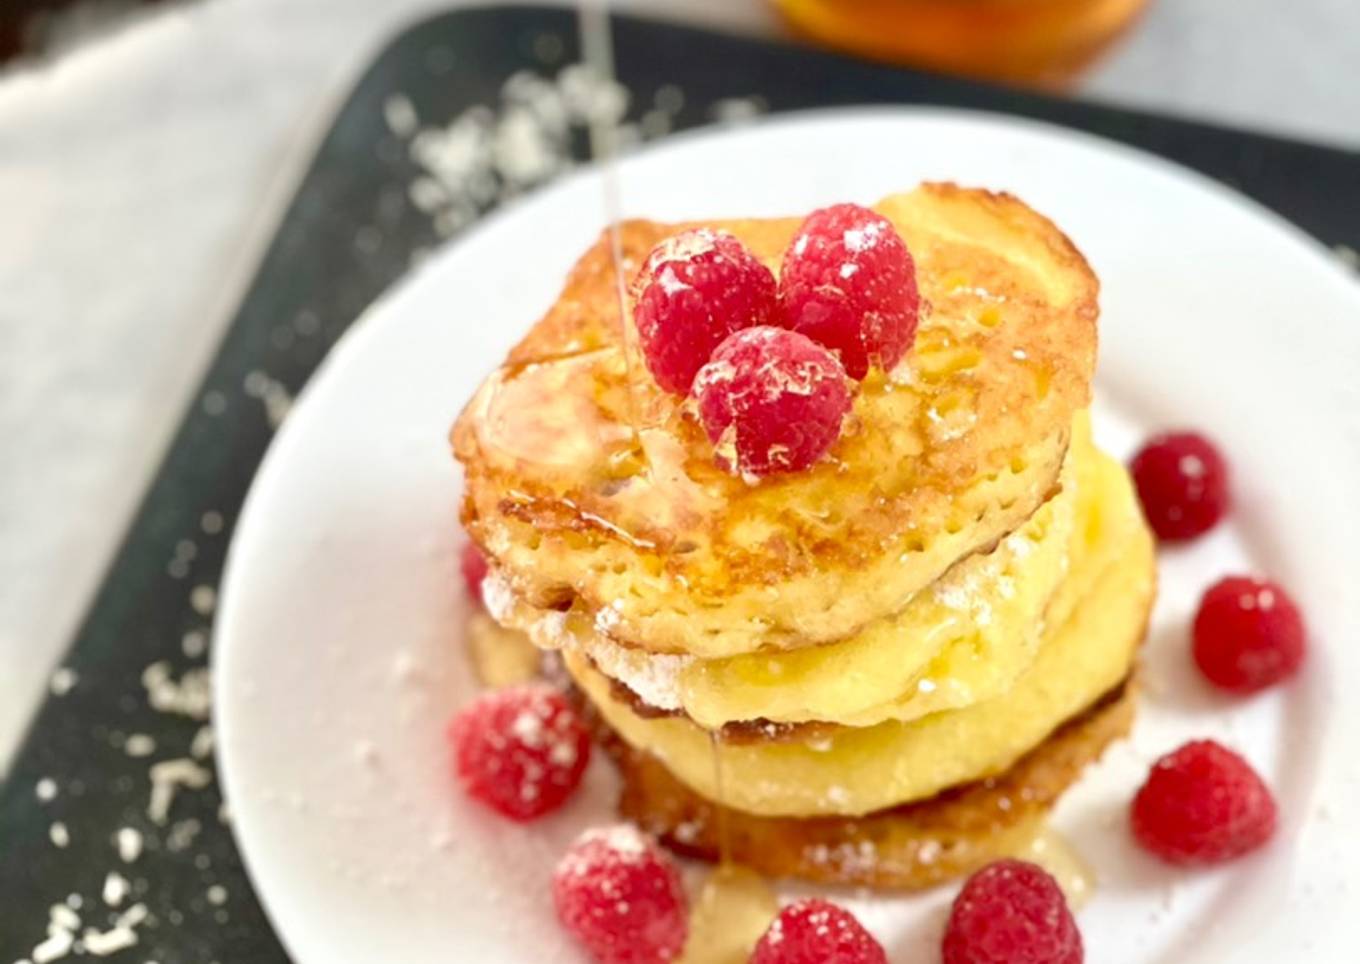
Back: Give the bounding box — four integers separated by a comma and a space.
489, 439, 1079, 732
564, 485, 1156, 817
598, 677, 1136, 890
453, 184, 1098, 658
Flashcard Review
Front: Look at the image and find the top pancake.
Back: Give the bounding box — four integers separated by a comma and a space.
453, 184, 1098, 658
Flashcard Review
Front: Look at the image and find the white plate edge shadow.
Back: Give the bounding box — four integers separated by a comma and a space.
214, 106, 1360, 963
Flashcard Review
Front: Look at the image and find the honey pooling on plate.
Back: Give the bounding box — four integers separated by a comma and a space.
677, 863, 777, 964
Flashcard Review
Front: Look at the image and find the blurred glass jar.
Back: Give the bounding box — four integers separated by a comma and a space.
772, 0, 1151, 89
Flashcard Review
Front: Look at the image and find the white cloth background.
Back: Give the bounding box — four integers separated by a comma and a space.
2, 0, 1357, 772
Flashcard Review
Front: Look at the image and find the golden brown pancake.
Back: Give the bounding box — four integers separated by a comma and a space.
453, 184, 1098, 659
596, 677, 1137, 890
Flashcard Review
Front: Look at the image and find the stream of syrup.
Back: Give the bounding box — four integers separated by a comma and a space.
577, 0, 647, 464
674, 732, 775, 964
1012, 825, 1096, 909
577, 10, 776, 956
709, 730, 732, 865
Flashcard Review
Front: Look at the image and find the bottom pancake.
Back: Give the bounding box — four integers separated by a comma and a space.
592, 676, 1136, 890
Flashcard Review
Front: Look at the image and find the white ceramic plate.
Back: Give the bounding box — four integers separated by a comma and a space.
215, 109, 1360, 963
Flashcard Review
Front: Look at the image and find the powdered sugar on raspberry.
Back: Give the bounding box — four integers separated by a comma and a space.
777, 203, 920, 380
632, 228, 778, 394
553, 825, 688, 964
449, 685, 591, 821
560, 824, 652, 867
751, 898, 886, 964
843, 220, 887, 254
693, 326, 852, 479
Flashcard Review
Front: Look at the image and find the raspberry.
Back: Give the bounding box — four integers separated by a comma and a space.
692, 326, 851, 478
552, 825, 688, 964
942, 860, 1082, 964
1193, 576, 1306, 693
1130, 432, 1229, 541
632, 229, 778, 394
447, 684, 590, 821
777, 203, 920, 379
460, 541, 488, 605
1131, 739, 1277, 865
751, 899, 887, 964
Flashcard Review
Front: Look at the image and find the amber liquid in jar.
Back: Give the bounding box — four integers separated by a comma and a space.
773, 0, 1150, 89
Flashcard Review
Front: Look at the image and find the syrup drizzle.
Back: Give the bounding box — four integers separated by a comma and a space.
1012, 825, 1096, 909
677, 863, 777, 964
577, 0, 648, 470
576, 12, 775, 957
675, 732, 776, 964
708, 731, 732, 865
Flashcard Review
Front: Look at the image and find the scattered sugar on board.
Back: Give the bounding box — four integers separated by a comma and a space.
49, 822, 70, 848
148, 758, 212, 825
167, 817, 203, 852
51, 903, 81, 932
200, 510, 225, 536
36, 778, 58, 802
31, 929, 73, 963
201, 389, 228, 416
243, 370, 293, 428
189, 584, 216, 615
390, 63, 754, 242
124, 733, 156, 757
383, 93, 419, 138
81, 903, 148, 956
181, 629, 209, 659
49, 667, 78, 696
114, 827, 143, 863
24, 898, 132, 964
168, 538, 198, 579
141, 662, 211, 719
190, 725, 215, 759
101, 872, 129, 908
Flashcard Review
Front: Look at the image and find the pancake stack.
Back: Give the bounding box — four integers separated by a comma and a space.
452, 184, 1156, 889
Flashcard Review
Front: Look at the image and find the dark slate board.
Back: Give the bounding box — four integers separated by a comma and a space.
2, 6, 1356, 960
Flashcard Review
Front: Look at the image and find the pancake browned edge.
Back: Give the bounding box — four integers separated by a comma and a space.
583, 674, 1137, 890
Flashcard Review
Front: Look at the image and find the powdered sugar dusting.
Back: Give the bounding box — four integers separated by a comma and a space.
801, 839, 879, 876
843, 220, 885, 253
561, 824, 652, 875
585, 635, 691, 711
524, 609, 571, 651
480, 568, 517, 623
